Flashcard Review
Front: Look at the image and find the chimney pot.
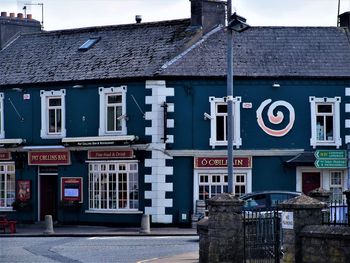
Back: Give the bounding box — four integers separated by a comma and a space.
27, 14, 32, 20
17, 13, 23, 19
135, 15, 142, 23
9, 13, 15, 18
1, 12, 7, 17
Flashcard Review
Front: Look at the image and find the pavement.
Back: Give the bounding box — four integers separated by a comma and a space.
0, 222, 199, 262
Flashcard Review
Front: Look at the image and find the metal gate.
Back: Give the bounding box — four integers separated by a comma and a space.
243, 208, 281, 263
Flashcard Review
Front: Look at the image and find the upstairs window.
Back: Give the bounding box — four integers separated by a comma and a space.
40, 90, 66, 139
99, 86, 127, 136
309, 97, 341, 148
209, 96, 242, 148
0, 93, 4, 139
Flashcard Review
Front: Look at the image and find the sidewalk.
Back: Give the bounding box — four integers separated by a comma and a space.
0, 222, 198, 237
0, 223, 199, 262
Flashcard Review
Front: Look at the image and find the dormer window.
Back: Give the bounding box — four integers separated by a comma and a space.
78, 37, 100, 51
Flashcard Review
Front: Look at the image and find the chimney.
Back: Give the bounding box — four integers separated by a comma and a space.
190, 0, 226, 33
339, 12, 350, 29
135, 15, 142, 24
0, 11, 41, 50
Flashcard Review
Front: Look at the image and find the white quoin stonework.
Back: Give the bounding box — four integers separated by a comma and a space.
144, 80, 174, 223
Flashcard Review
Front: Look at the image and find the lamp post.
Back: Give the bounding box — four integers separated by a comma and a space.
226, 1, 250, 193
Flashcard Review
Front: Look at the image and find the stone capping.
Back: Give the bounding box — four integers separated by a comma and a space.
278, 194, 327, 210
197, 217, 208, 232
308, 187, 331, 198
206, 193, 244, 206
301, 225, 350, 240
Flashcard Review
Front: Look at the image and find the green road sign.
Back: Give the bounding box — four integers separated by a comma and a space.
314, 150, 347, 159
314, 159, 347, 169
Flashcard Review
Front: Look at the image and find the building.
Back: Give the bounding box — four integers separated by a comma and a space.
1, 1, 350, 226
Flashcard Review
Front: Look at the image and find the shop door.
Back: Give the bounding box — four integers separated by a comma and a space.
302, 172, 320, 194
40, 175, 57, 221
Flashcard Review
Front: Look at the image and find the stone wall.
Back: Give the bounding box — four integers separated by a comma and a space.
300, 225, 350, 263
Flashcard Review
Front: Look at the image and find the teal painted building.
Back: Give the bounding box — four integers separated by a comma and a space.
1, 2, 350, 226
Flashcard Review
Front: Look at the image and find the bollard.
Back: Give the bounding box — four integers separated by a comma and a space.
139, 214, 150, 234
43, 215, 55, 235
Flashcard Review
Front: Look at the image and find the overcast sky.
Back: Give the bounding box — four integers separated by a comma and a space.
1, 0, 350, 30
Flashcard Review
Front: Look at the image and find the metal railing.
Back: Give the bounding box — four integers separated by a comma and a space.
322, 200, 349, 226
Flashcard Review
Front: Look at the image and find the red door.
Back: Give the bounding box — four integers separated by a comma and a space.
302, 172, 320, 194
40, 175, 57, 221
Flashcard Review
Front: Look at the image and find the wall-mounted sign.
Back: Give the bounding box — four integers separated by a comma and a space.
256, 99, 295, 137
242, 102, 253, 109
28, 151, 71, 166
194, 157, 252, 169
282, 211, 294, 229
61, 177, 83, 202
17, 180, 31, 201
314, 150, 347, 159
88, 149, 133, 160
315, 159, 347, 169
0, 151, 11, 160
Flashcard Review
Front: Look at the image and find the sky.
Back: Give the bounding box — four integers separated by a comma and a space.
1, 0, 350, 31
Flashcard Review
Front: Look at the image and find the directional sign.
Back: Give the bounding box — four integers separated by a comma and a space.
314, 150, 347, 159
314, 159, 347, 169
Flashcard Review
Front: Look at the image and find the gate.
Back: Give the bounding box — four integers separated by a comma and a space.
243, 208, 281, 263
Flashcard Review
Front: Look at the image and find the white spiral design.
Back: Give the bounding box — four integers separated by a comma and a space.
256, 99, 295, 137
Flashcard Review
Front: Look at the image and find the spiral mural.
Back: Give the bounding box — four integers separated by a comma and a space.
256, 99, 295, 137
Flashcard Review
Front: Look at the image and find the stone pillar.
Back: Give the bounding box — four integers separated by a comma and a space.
308, 188, 331, 203
279, 195, 326, 263
204, 193, 244, 263
197, 217, 209, 263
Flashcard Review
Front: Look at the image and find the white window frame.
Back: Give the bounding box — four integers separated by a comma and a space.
193, 168, 252, 213
330, 171, 344, 202
87, 160, 138, 212
0, 93, 4, 139
40, 90, 66, 139
99, 86, 127, 136
209, 96, 242, 148
309, 96, 341, 148
0, 163, 15, 211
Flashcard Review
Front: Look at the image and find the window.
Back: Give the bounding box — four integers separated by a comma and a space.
209, 97, 241, 148
40, 90, 66, 139
0, 164, 15, 210
198, 173, 246, 201
330, 171, 343, 202
99, 86, 127, 136
78, 37, 101, 51
0, 93, 4, 139
309, 97, 341, 148
88, 162, 138, 210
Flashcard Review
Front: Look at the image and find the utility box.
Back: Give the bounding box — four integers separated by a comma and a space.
178, 210, 190, 224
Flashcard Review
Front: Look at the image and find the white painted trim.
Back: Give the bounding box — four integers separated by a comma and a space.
345, 119, 350, 128
193, 168, 252, 214
346, 103, 350, 113
346, 87, 350, 96
309, 96, 341, 148
62, 135, 136, 143
98, 86, 127, 136
209, 96, 242, 148
40, 89, 66, 139
0, 138, 23, 145
167, 149, 305, 157
85, 210, 142, 214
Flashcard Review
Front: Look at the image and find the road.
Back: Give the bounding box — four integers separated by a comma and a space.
0, 236, 199, 263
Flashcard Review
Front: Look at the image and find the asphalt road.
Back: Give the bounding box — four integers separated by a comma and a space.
0, 236, 199, 263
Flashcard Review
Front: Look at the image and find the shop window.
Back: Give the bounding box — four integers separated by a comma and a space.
309, 97, 341, 148
0, 163, 15, 210
198, 173, 246, 201
40, 90, 66, 139
99, 86, 127, 136
208, 97, 242, 148
88, 162, 138, 211
330, 171, 343, 202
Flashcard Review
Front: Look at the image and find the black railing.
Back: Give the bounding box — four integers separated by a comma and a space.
322, 200, 349, 226
243, 208, 281, 263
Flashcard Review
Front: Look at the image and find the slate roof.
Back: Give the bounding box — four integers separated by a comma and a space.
1, 20, 350, 86
159, 26, 350, 78
0, 19, 195, 86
